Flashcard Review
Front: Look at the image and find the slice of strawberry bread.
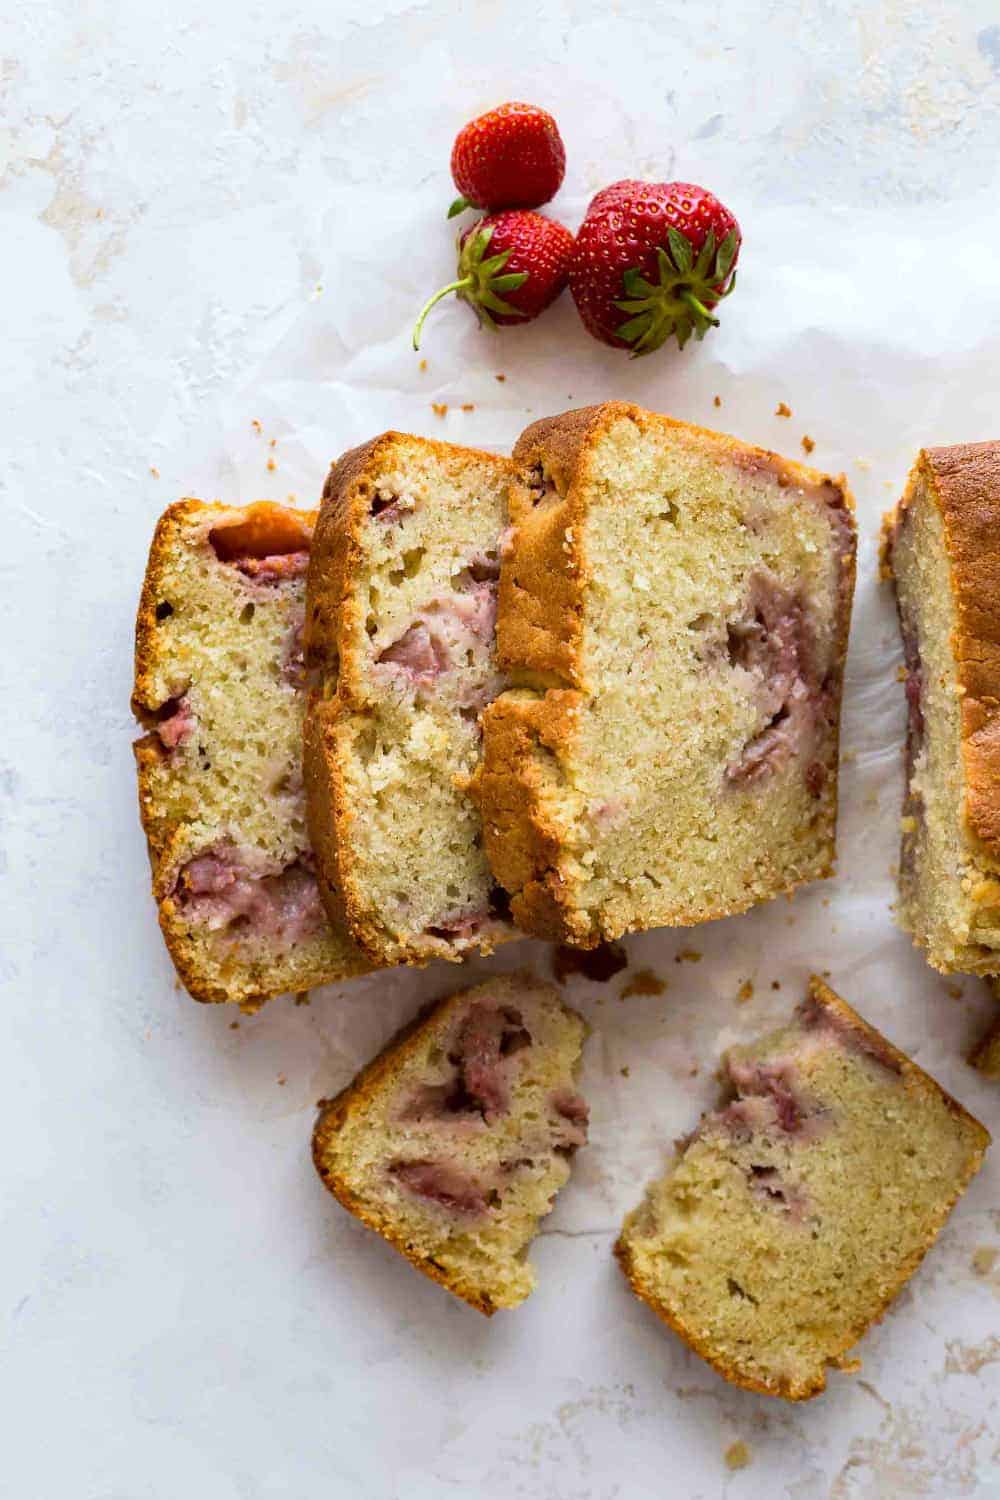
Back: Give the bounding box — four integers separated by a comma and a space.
312, 975, 589, 1314
469, 402, 856, 947
616, 976, 989, 1400
132, 500, 371, 1006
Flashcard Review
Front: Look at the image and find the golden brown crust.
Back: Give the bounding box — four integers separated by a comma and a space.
312, 974, 583, 1316
615, 974, 990, 1400
886, 443, 1000, 862
473, 402, 855, 946
302, 432, 513, 966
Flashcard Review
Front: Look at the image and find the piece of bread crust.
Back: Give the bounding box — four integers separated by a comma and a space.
615, 976, 990, 1400
470, 402, 856, 946
303, 432, 515, 966
133, 499, 371, 1006
312, 974, 589, 1314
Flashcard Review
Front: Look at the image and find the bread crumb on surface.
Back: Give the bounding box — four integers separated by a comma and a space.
432, 402, 448, 417
713, 394, 721, 407
419, 358, 427, 372
725, 1440, 751, 1470
771, 979, 781, 990
229, 1021, 239, 1030
461, 402, 475, 412
944, 982, 963, 1000
277, 1074, 287, 1086
736, 979, 754, 1004
266, 457, 276, 472
775, 402, 791, 417
801, 434, 815, 454
269, 437, 277, 448
972, 1246, 998, 1275
620, 969, 667, 999
674, 947, 702, 963
495, 373, 506, 382
149, 465, 160, 479
251, 419, 262, 434
620, 1065, 630, 1078
294, 992, 311, 1006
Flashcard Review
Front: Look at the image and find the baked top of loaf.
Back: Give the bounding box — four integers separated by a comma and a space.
303, 431, 516, 966
133, 499, 370, 1006
312, 974, 589, 1314
469, 402, 856, 946
616, 976, 989, 1401
882, 443, 1000, 974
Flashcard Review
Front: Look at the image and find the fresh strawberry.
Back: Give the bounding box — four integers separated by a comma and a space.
413, 210, 573, 349
569, 180, 741, 354
448, 103, 566, 217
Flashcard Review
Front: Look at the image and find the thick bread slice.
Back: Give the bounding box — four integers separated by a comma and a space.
133, 500, 370, 1006
303, 432, 516, 966
469, 402, 856, 946
312, 975, 589, 1314
882, 442, 1000, 973
616, 976, 990, 1400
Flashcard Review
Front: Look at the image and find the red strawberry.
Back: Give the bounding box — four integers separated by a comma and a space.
448, 103, 566, 217
413, 210, 573, 350
569, 180, 741, 354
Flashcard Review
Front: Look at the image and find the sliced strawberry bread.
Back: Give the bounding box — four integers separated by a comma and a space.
469, 403, 856, 946
882, 443, 1000, 974
132, 500, 370, 1006
312, 975, 589, 1314
303, 432, 515, 966
616, 977, 989, 1400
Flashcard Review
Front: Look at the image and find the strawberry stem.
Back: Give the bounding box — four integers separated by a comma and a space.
447, 196, 472, 219
412, 277, 474, 351
679, 289, 719, 327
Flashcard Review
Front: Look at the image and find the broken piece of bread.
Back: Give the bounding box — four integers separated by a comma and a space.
616, 976, 989, 1400
312, 975, 589, 1313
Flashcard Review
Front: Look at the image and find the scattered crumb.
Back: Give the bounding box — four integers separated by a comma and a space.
620, 969, 666, 999
277, 1074, 287, 1086
725, 1440, 751, 1470
771, 980, 781, 991
495, 373, 506, 382
675, 947, 702, 963
229, 1021, 239, 1031
972, 1247, 998, 1276
553, 942, 628, 984
821, 897, 831, 907
432, 402, 448, 418
316, 1096, 333, 1110
736, 979, 754, 1004
419, 358, 427, 372
775, 401, 792, 418
841, 747, 857, 764
251, 419, 262, 434
294, 992, 311, 1006
620, 1065, 630, 1078
821, 969, 831, 978
461, 402, 475, 412
713, 394, 722, 407
856, 458, 871, 471
286, 493, 297, 504
801, 434, 815, 454
944, 982, 964, 1000
149, 465, 160, 479
266, 457, 276, 471
269, 437, 277, 448
896, 664, 907, 682
884, 479, 895, 490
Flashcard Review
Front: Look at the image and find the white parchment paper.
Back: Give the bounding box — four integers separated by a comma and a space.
6, 1, 1000, 1494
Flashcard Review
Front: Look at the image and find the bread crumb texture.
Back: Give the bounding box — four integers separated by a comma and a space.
615, 976, 989, 1400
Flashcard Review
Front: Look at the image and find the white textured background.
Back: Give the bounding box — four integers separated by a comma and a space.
5, 2, 1000, 1495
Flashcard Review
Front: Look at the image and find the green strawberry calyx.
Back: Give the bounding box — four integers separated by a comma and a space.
613, 226, 739, 355
412, 224, 529, 350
